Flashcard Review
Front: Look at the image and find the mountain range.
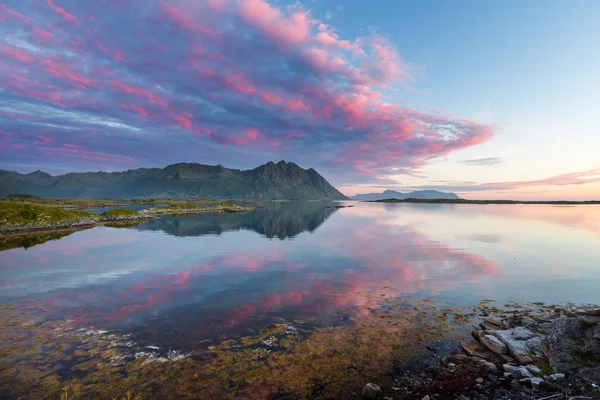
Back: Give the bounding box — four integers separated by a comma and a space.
0, 161, 347, 200
351, 189, 460, 201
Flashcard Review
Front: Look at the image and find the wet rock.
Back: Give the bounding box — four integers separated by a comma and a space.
476, 378, 484, 383
361, 383, 381, 399
421, 396, 431, 400
481, 334, 509, 355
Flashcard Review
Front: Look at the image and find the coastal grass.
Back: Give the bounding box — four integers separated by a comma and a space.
101, 208, 140, 218
0, 201, 97, 230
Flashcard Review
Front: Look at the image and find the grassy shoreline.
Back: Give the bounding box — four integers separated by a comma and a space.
0, 200, 253, 235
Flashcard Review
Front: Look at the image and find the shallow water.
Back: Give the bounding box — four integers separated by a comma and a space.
1, 201, 599, 350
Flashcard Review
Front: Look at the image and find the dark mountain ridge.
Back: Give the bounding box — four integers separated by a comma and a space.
0, 161, 347, 200
351, 189, 460, 201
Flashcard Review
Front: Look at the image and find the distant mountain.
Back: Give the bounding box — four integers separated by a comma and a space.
135, 201, 338, 240
351, 189, 460, 201
0, 161, 347, 200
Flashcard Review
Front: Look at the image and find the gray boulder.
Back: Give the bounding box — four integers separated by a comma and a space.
494, 329, 539, 364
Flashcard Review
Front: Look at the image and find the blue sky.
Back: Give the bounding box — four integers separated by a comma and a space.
0, 0, 599, 199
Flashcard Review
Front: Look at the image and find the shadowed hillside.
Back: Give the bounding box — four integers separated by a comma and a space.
0, 161, 347, 200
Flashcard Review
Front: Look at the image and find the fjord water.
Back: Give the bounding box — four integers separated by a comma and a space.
1, 202, 599, 350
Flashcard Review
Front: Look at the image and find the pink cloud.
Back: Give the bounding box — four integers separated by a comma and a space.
238, 0, 313, 45
0, 4, 31, 23
33, 27, 54, 40
0, 45, 34, 63
111, 82, 170, 109
41, 59, 93, 88
247, 128, 259, 139
45, 0, 78, 24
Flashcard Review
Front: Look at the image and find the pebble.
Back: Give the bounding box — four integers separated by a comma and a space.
421, 396, 431, 400
475, 378, 484, 383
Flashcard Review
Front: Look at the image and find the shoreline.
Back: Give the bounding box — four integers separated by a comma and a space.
0, 204, 253, 236
370, 198, 600, 205
1, 297, 598, 399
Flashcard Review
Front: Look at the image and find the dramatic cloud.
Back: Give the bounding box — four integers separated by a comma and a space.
402, 168, 600, 192
0, 0, 494, 184
459, 157, 502, 166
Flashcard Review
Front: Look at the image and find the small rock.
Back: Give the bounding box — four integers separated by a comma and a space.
530, 377, 544, 387
447, 362, 456, 369
481, 335, 509, 355
476, 377, 484, 383
520, 316, 537, 327
488, 374, 498, 383
458, 395, 470, 400
476, 359, 498, 373
361, 383, 381, 399
503, 364, 518, 373
511, 370, 524, 379
547, 373, 565, 381
421, 396, 431, 400
525, 365, 542, 376
510, 366, 534, 380
512, 327, 536, 340
480, 318, 507, 331
522, 377, 544, 387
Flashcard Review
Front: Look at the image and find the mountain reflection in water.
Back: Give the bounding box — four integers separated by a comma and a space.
133, 201, 338, 239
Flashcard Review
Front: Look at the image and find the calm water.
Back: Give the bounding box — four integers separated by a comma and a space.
84, 204, 168, 214
1, 201, 599, 349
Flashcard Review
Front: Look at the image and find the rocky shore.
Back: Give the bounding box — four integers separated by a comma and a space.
360, 308, 600, 400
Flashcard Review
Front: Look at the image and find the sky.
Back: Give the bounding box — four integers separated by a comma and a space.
0, 0, 599, 200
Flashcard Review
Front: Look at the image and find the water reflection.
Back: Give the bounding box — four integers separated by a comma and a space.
1, 202, 599, 349
134, 201, 338, 239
